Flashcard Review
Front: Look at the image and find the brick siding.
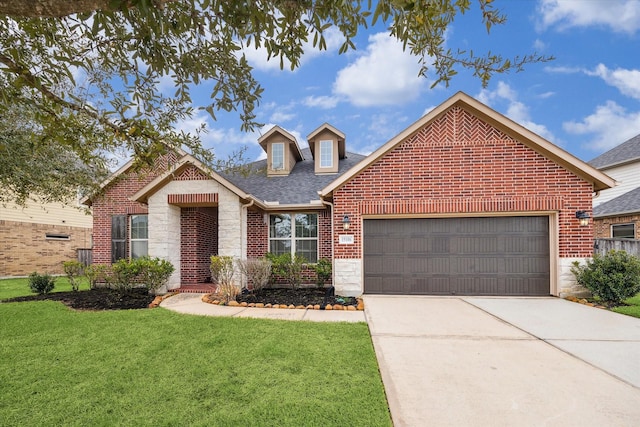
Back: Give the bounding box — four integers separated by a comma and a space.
180, 207, 218, 284
0, 220, 91, 276
333, 106, 594, 259
594, 215, 640, 239
91, 154, 177, 266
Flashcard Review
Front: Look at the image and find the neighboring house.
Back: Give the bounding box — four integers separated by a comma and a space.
589, 133, 640, 239
84, 92, 613, 297
0, 199, 92, 277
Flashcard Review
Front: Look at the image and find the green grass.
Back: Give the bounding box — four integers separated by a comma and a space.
612, 293, 640, 318
0, 295, 391, 426
0, 276, 90, 300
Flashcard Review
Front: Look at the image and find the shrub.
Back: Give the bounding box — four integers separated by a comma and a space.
236, 257, 272, 292
267, 253, 305, 290
110, 258, 143, 293
210, 256, 235, 285
28, 272, 56, 295
137, 257, 175, 294
313, 258, 332, 288
84, 264, 107, 289
571, 250, 640, 304
211, 255, 238, 304
62, 260, 84, 291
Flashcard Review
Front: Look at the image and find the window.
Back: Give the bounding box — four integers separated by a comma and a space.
612, 223, 635, 239
111, 215, 127, 263
269, 213, 318, 262
130, 215, 148, 259
319, 140, 333, 168
272, 142, 284, 170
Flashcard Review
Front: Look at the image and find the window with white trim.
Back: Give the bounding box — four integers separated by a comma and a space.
612, 223, 635, 239
272, 142, 284, 170
319, 140, 333, 168
130, 215, 148, 259
269, 213, 318, 262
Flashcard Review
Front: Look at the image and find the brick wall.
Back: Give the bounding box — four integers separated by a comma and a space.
594, 215, 640, 239
180, 207, 218, 284
0, 220, 92, 276
246, 208, 333, 286
91, 154, 177, 266
333, 106, 594, 259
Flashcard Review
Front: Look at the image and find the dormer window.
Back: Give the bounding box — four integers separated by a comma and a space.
272, 142, 284, 170
307, 123, 345, 175
258, 126, 303, 176
319, 140, 333, 168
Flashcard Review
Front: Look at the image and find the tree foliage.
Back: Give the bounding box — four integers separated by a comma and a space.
0, 0, 552, 205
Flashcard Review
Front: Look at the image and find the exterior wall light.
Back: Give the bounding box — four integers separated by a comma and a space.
575, 210, 590, 227
342, 215, 351, 230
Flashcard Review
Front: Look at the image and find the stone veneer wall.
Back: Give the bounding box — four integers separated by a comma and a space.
332, 106, 594, 297
0, 220, 92, 276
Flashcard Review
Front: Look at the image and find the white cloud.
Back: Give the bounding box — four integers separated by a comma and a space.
563, 101, 640, 151
269, 111, 296, 122
586, 64, 640, 100
242, 27, 344, 72
537, 0, 640, 35
333, 32, 428, 107
303, 95, 340, 109
476, 82, 556, 142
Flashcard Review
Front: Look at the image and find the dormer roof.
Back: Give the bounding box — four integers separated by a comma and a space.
307, 123, 346, 159
258, 125, 303, 161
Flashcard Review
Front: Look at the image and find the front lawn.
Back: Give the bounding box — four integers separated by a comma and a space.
612, 293, 640, 318
0, 276, 89, 300
0, 294, 391, 426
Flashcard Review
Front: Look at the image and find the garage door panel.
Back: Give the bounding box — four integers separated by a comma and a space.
364, 216, 550, 296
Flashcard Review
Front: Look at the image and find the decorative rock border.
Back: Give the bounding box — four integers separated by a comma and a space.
148, 292, 177, 308
202, 293, 365, 311
564, 296, 607, 309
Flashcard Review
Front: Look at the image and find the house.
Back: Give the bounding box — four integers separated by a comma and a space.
0, 199, 92, 277
84, 92, 613, 297
589, 133, 640, 239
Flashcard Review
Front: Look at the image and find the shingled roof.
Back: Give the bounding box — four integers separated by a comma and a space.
589, 133, 640, 169
220, 148, 365, 205
593, 186, 640, 218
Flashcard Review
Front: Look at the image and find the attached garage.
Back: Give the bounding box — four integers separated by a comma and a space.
363, 216, 551, 296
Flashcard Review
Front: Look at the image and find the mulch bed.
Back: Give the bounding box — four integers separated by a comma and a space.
3, 288, 155, 310
236, 287, 358, 307
3, 287, 356, 310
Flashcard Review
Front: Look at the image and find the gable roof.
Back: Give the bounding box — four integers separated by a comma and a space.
593, 186, 640, 218
258, 125, 303, 161
588, 133, 640, 170
320, 91, 615, 197
130, 154, 256, 206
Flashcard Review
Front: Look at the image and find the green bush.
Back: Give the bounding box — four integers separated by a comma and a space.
571, 250, 640, 304
266, 253, 305, 290
62, 260, 84, 291
110, 258, 143, 293
28, 272, 56, 295
136, 257, 175, 294
84, 264, 107, 289
313, 258, 332, 288
210, 256, 235, 285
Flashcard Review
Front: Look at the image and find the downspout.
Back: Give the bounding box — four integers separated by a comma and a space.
320, 197, 335, 287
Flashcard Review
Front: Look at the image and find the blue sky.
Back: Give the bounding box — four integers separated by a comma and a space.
177, 0, 640, 166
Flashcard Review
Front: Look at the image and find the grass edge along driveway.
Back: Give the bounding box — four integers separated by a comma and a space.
0, 300, 391, 426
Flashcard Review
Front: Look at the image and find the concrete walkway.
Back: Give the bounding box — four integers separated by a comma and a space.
159, 292, 366, 322
364, 295, 640, 427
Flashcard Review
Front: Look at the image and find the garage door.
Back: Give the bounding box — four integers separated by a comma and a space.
363, 216, 550, 296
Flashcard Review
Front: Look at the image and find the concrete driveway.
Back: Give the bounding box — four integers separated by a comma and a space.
363, 295, 640, 427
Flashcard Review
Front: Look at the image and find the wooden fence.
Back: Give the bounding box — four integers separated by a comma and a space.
77, 248, 93, 266
594, 239, 640, 257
